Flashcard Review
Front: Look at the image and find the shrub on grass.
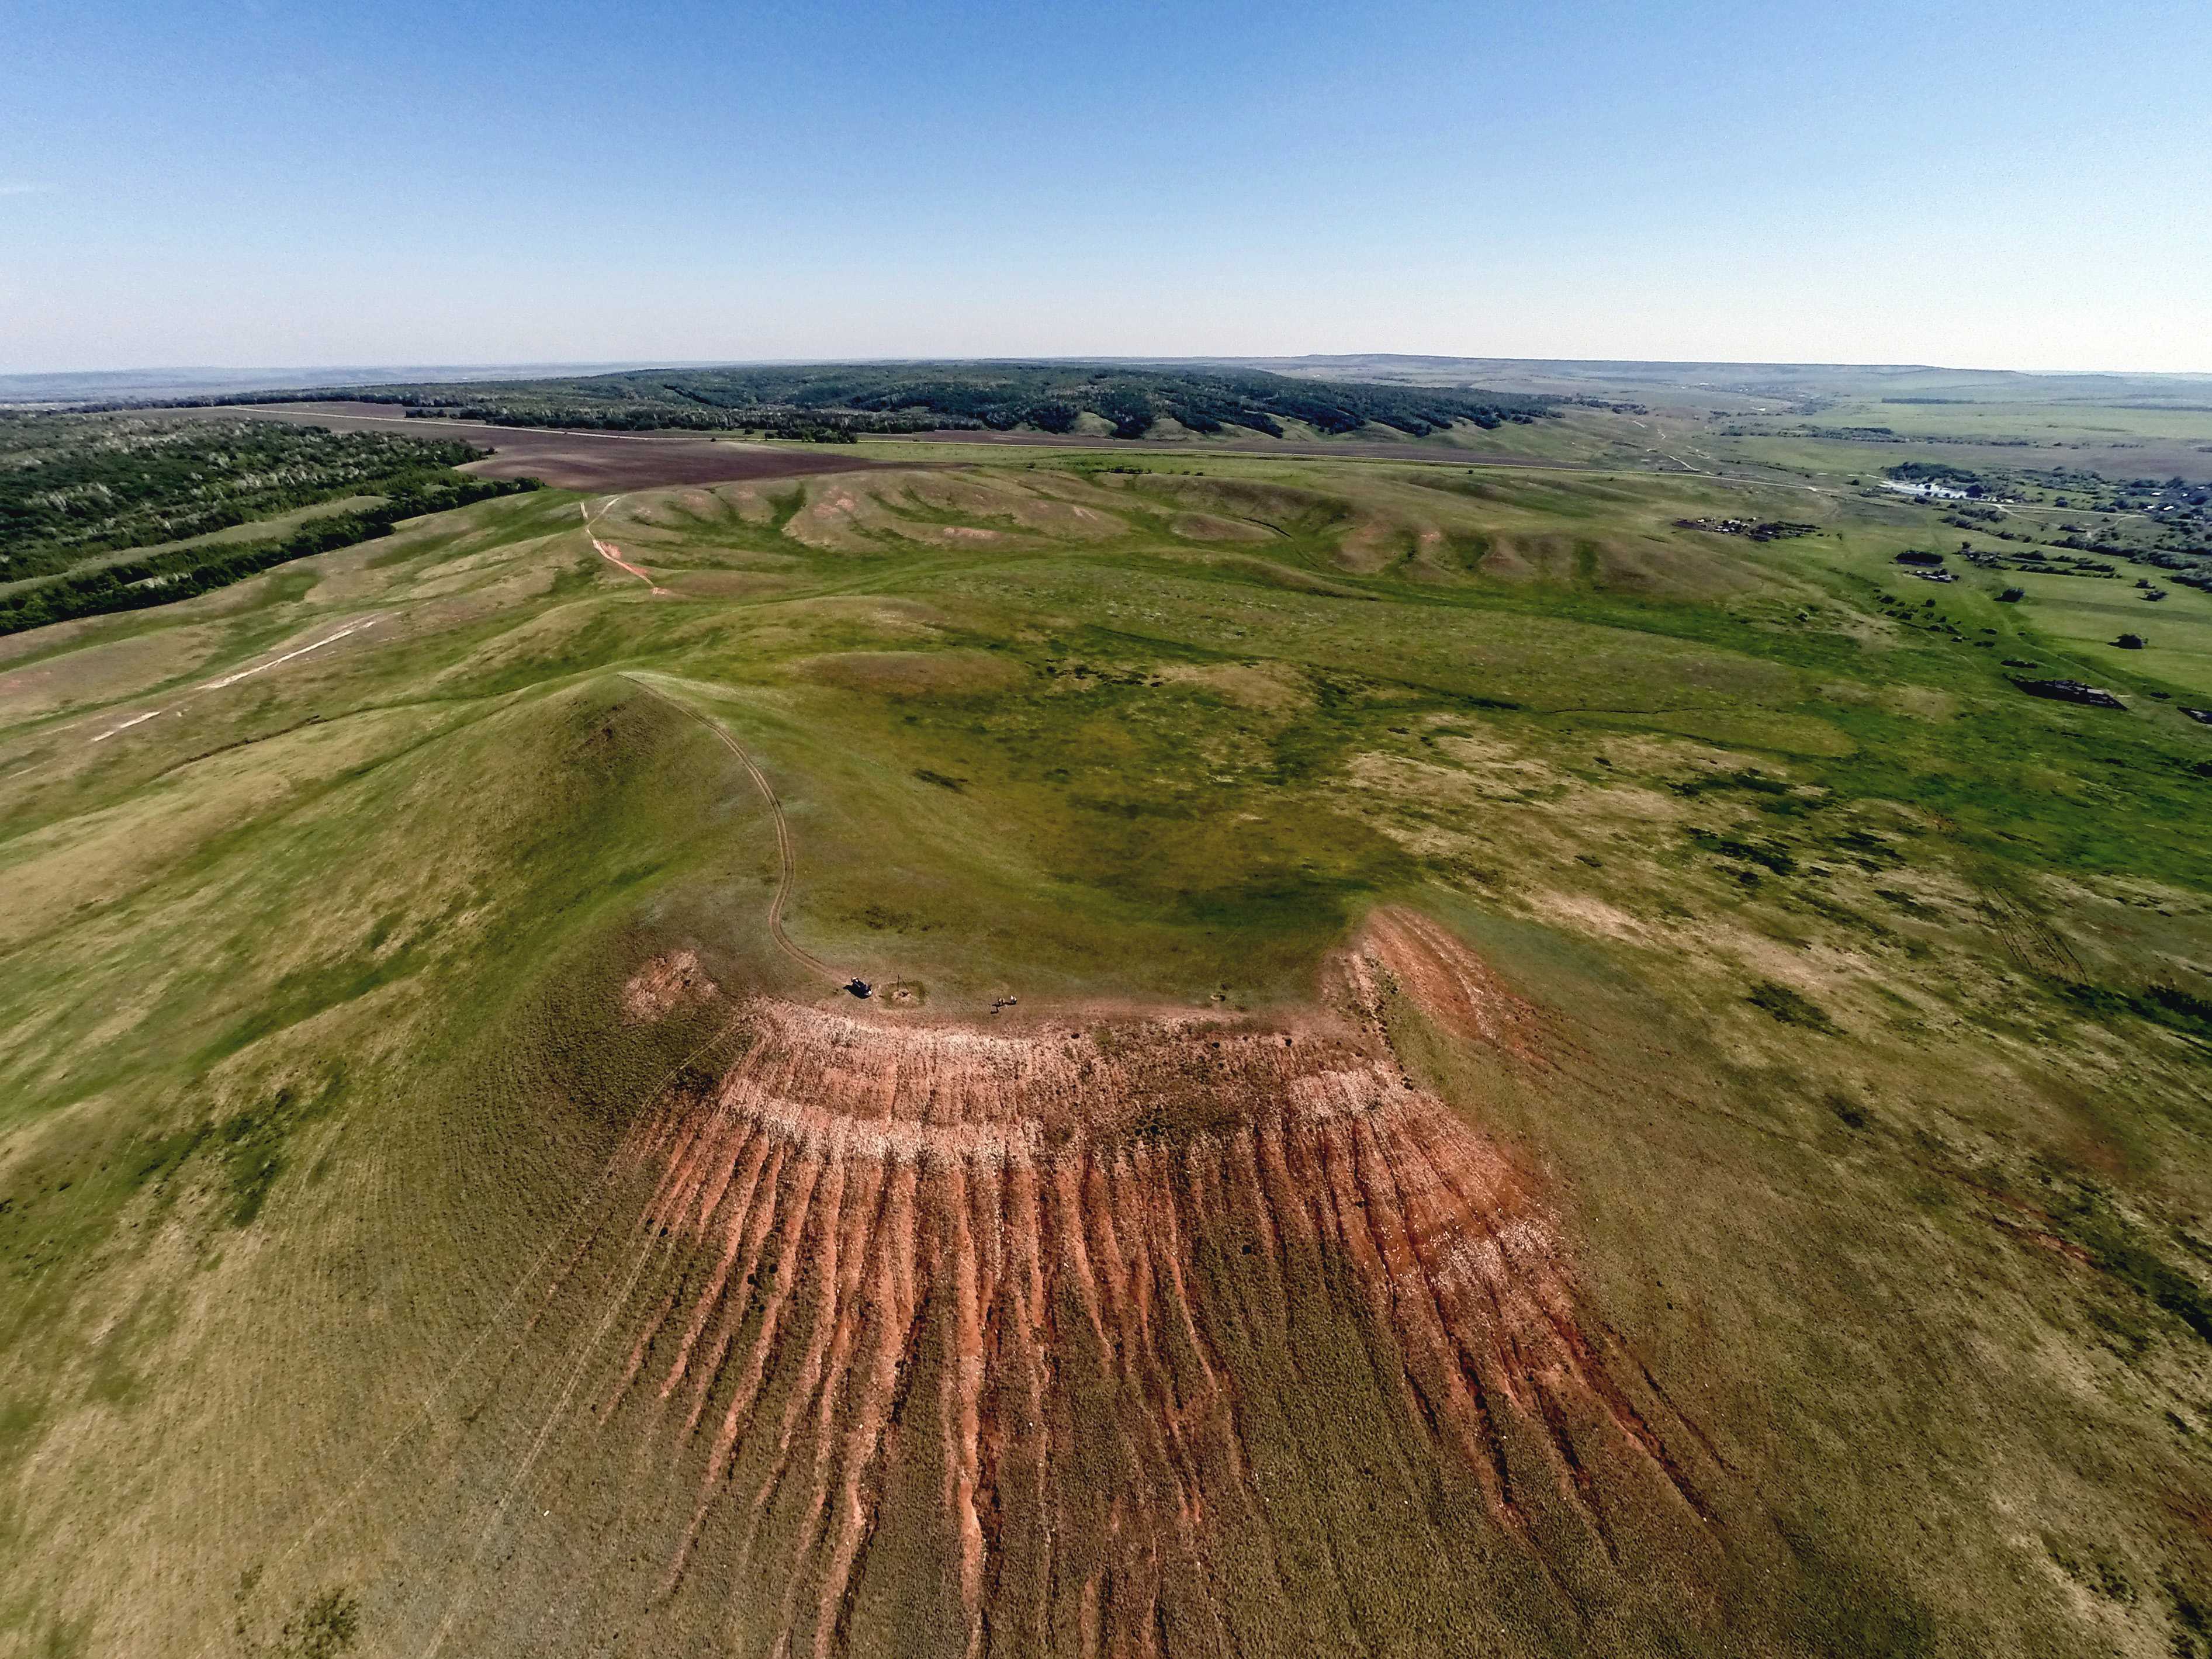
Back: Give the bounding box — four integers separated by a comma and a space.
1747, 980, 1836, 1030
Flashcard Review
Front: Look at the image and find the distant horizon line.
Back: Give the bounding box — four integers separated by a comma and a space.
4, 353, 2210, 388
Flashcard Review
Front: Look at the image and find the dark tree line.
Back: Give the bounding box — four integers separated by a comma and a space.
0, 476, 538, 637
141, 363, 1562, 444
1, 414, 485, 579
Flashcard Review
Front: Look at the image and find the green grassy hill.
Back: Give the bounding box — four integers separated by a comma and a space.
2, 444, 2208, 1658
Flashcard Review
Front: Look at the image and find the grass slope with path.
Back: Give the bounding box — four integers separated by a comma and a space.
0, 446, 2208, 1658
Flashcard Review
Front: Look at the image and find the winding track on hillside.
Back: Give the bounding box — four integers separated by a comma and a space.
585, 494, 840, 981
581, 498, 670, 594
619, 671, 843, 985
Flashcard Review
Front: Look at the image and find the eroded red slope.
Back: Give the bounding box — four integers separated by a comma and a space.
446, 910, 1733, 1658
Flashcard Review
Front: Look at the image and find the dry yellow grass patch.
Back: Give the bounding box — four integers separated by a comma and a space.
1474, 531, 1577, 581
710, 483, 788, 526
1881, 686, 1961, 721
1518, 886, 1666, 947
1331, 519, 1404, 573
1595, 536, 1766, 597
773, 595, 951, 636
1168, 511, 1273, 543
1151, 661, 1313, 712
1406, 527, 1459, 583
0, 625, 229, 722
622, 950, 720, 1021
792, 649, 1027, 698
0, 706, 437, 953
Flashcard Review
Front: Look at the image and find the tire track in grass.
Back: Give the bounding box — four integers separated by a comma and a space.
176, 1166, 628, 1659
194, 615, 382, 690
620, 672, 845, 985
414, 1004, 806, 1657
413, 1037, 759, 1657
188, 1013, 752, 1659
418, 1202, 681, 1659
1, 614, 387, 783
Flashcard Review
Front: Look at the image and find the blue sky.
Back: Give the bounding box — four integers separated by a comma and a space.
2, 0, 2205, 372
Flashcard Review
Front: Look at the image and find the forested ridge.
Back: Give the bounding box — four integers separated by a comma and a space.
161, 363, 1562, 442
0, 414, 486, 580
0, 473, 538, 637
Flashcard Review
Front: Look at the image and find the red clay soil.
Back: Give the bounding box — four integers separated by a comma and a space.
129, 402, 898, 491
510, 908, 1731, 1658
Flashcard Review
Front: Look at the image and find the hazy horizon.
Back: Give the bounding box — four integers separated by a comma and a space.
11, 353, 2212, 391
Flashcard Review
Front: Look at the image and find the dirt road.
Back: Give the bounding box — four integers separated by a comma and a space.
581, 500, 667, 594
621, 674, 842, 985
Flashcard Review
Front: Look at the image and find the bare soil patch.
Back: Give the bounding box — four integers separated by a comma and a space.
621, 950, 719, 1021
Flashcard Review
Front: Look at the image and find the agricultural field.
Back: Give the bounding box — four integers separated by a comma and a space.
2, 417, 2210, 1658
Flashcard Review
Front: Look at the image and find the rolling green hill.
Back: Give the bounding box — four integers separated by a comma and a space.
2, 440, 2209, 1658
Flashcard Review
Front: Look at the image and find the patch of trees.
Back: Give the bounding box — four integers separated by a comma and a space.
0, 413, 484, 580
161, 363, 1562, 444
1886, 462, 1987, 491
377, 401, 952, 439
1888, 461, 1982, 483
0, 476, 537, 638
1673, 517, 1819, 542
1890, 461, 2208, 511
1742, 427, 2031, 447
